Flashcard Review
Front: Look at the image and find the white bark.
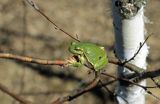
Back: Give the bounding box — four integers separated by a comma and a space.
112, 0, 149, 104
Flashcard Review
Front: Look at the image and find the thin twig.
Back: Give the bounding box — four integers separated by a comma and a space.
0, 53, 67, 65
123, 35, 151, 64
0, 52, 144, 74
0, 51, 153, 78
151, 78, 160, 88
24, 0, 80, 42
145, 90, 160, 101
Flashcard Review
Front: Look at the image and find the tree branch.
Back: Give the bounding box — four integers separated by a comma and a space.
0, 53, 67, 66
0, 53, 144, 74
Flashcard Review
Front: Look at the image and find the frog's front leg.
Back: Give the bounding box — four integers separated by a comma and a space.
66, 55, 86, 68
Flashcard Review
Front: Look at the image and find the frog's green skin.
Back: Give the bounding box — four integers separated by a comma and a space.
68, 42, 108, 71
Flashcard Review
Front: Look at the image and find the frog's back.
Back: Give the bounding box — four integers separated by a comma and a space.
79, 42, 108, 71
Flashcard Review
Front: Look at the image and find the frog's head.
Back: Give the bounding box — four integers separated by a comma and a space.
69, 42, 83, 55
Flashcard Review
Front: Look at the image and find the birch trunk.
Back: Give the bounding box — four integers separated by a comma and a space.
112, 0, 149, 104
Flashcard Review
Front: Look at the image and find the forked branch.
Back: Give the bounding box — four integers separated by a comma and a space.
123, 34, 151, 64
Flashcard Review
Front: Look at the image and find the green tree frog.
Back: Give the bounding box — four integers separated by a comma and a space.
68, 42, 108, 71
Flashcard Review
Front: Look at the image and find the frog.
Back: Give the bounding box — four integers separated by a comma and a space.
68, 42, 108, 71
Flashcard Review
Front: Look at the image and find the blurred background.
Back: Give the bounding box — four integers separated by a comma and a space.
0, 0, 160, 104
